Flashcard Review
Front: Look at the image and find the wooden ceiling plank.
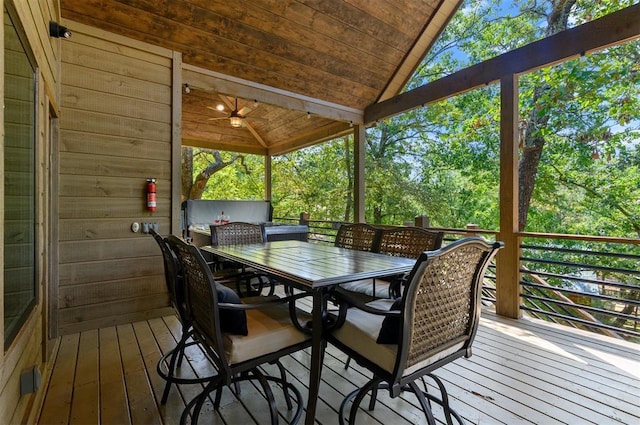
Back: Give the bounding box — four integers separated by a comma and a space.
301, 0, 415, 47
253, 0, 406, 64
366, 3, 640, 123
345, 0, 438, 38
126, 0, 390, 88
62, 1, 378, 109
187, 0, 402, 74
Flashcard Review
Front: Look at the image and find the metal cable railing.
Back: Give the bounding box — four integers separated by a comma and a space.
520, 239, 639, 341
274, 216, 640, 341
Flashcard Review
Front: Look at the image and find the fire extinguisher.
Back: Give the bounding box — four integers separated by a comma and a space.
146, 178, 157, 211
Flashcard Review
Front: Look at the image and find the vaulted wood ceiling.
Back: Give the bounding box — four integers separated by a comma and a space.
60, 0, 462, 155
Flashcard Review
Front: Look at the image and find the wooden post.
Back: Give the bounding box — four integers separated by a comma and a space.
466, 223, 480, 235
414, 215, 430, 228
299, 212, 309, 225
353, 125, 365, 223
497, 74, 522, 319
265, 155, 272, 201
171, 51, 183, 235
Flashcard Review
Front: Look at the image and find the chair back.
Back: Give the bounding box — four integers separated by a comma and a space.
151, 230, 190, 324
377, 227, 444, 258
166, 236, 230, 374
334, 223, 380, 252
211, 222, 265, 246
396, 237, 502, 379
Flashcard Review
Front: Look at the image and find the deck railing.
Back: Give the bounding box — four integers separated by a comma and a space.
274, 216, 639, 342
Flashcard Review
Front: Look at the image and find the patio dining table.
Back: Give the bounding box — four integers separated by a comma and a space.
200, 239, 415, 424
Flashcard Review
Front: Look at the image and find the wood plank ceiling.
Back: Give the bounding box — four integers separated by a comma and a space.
60, 0, 461, 155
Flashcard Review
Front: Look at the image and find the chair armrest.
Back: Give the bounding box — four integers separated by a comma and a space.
331, 288, 401, 330
218, 291, 309, 311
333, 288, 400, 315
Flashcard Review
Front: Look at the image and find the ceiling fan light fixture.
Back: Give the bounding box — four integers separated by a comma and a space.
229, 116, 243, 127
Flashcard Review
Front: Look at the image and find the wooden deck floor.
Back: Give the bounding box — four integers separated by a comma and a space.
38, 308, 639, 425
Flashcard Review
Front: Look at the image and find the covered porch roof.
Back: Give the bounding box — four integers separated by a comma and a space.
60, 0, 463, 155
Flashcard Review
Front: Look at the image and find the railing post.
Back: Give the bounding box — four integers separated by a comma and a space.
414, 215, 430, 228
466, 223, 480, 234
299, 212, 309, 226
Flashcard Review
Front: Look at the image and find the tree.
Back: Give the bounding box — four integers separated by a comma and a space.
181, 147, 249, 201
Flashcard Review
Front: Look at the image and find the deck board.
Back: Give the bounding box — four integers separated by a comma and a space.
98, 327, 131, 425
38, 309, 640, 425
70, 329, 99, 424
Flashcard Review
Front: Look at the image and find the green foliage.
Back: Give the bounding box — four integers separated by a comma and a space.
194, 150, 265, 200
272, 140, 351, 221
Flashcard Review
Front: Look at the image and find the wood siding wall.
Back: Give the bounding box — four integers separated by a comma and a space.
58, 21, 174, 335
1, 0, 59, 423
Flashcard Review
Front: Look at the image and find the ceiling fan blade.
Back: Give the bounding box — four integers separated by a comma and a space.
207, 117, 228, 121
206, 106, 226, 114
238, 106, 252, 116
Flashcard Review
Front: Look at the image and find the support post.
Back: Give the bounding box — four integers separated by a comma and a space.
497, 74, 522, 319
265, 155, 272, 201
171, 51, 183, 235
353, 125, 365, 223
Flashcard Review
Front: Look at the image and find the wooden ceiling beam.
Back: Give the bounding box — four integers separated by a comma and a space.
183, 65, 364, 125
366, 3, 640, 123
181, 136, 268, 156
268, 122, 354, 156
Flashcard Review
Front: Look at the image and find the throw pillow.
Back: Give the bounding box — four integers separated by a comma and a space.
376, 298, 403, 344
215, 283, 248, 335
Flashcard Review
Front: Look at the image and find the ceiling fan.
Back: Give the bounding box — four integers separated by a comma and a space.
207, 97, 266, 128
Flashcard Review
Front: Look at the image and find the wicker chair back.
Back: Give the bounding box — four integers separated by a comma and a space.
334, 223, 380, 252
151, 230, 190, 323
211, 222, 265, 246
167, 236, 228, 372
401, 237, 502, 372
377, 227, 444, 258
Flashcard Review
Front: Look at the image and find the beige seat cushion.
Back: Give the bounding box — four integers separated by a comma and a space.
223, 305, 311, 365
331, 299, 398, 373
339, 279, 392, 298
331, 299, 465, 376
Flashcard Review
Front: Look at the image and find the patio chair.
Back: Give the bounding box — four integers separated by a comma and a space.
339, 227, 444, 299
167, 236, 312, 425
334, 222, 381, 252
210, 222, 275, 297
329, 236, 503, 425
149, 229, 214, 405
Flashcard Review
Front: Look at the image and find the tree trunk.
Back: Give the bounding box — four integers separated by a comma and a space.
344, 136, 353, 222
181, 148, 242, 200
181, 147, 194, 202
517, 0, 576, 230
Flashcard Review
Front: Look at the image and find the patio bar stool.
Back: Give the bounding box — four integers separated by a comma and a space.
209, 222, 276, 297
329, 236, 503, 424
339, 226, 444, 300
149, 229, 216, 405
167, 236, 312, 425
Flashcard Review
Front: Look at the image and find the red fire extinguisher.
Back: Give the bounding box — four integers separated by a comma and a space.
146, 178, 157, 211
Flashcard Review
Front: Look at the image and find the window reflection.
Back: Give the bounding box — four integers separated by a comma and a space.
4, 6, 37, 349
